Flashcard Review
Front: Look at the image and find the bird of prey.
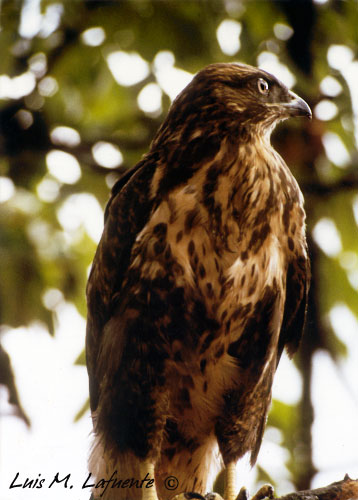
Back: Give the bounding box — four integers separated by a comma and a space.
86, 63, 311, 500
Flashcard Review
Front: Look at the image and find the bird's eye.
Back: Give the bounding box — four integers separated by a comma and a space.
257, 78, 269, 95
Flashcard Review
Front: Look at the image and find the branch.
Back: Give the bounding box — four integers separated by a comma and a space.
209, 476, 358, 500
0, 342, 30, 427
273, 475, 358, 500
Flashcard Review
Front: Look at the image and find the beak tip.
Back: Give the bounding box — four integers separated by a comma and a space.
303, 104, 313, 120
304, 109, 313, 120
286, 91, 312, 120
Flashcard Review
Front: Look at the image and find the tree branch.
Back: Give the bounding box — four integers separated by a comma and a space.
274, 475, 358, 500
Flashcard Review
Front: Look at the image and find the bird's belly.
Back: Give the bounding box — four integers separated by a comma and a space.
217, 234, 286, 333
167, 340, 251, 434
178, 239, 284, 418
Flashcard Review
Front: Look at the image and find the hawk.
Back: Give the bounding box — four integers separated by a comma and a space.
86, 63, 311, 500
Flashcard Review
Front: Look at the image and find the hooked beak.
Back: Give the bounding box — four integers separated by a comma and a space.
282, 90, 312, 119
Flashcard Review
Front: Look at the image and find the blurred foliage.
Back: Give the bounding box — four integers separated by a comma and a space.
0, 0, 357, 494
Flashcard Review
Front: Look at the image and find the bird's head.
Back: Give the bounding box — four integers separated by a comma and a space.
161, 63, 311, 144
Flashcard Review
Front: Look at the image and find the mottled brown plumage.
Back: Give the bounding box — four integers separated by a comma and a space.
86, 63, 311, 500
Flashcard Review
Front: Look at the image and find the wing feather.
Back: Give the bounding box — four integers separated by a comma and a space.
278, 252, 310, 361
86, 154, 158, 412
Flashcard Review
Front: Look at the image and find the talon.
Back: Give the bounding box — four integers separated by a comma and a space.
251, 484, 274, 500
205, 493, 224, 500
236, 486, 249, 500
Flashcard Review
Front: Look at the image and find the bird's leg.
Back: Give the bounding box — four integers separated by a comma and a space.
224, 463, 237, 500
140, 460, 159, 500
202, 463, 238, 500
222, 463, 274, 500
